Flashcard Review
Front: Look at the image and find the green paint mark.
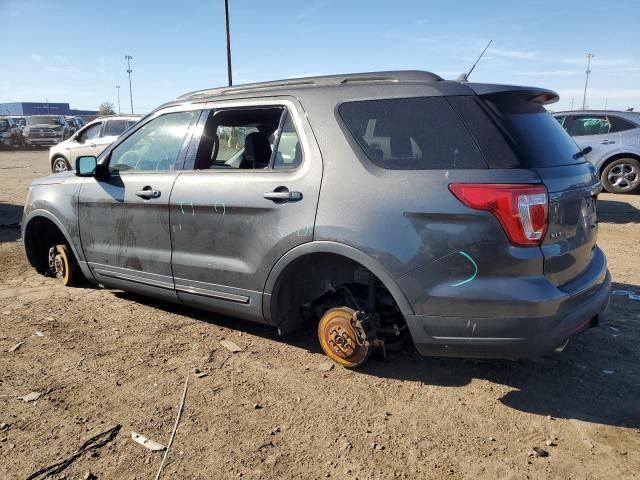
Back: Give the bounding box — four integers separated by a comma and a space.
451, 250, 478, 287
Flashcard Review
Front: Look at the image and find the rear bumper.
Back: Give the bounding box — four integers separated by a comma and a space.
405, 248, 611, 359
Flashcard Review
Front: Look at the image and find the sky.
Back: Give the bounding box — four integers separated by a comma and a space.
1, 0, 639, 113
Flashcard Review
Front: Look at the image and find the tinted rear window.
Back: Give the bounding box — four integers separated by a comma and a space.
103, 119, 129, 136
339, 97, 487, 170
479, 94, 582, 167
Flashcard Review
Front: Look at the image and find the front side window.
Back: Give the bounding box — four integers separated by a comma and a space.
339, 97, 487, 170
78, 122, 102, 142
109, 111, 195, 173
194, 107, 284, 170
103, 119, 129, 137
569, 116, 611, 136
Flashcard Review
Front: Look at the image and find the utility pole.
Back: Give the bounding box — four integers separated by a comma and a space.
116, 85, 121, 114
125, 55, 134, 114
582, 53, 594, 110
224, 0, 232, 86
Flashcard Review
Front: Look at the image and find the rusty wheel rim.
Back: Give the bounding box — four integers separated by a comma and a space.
318, 307, 370, 367
54, 245, 73, 286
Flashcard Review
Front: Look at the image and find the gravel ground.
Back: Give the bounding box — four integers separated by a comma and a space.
1, 149, 639, 480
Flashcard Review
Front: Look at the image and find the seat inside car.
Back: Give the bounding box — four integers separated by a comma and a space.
240, 131, 272, 169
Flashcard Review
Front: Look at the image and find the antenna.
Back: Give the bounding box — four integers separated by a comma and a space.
458, 40, 492, 82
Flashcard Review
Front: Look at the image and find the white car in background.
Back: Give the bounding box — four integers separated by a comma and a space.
49, 115, 141, 172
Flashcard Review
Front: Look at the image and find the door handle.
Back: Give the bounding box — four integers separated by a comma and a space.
599, 139, 615, 145
135, 186, 161, 199
263, 189, 303, 203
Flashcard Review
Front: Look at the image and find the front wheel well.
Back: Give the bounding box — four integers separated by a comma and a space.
269, 252, 407, 336
24, 216, 71, 274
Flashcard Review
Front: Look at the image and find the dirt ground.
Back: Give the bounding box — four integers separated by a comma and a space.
1, 149, 639, 480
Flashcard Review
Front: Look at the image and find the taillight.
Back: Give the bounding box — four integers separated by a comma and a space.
449, 183, 548, 247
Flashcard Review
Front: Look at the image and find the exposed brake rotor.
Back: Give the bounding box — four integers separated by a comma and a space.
48, 244, 74, 286
318, 307, 374, 367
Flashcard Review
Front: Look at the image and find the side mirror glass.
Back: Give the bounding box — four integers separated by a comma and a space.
76, 156, 97, 177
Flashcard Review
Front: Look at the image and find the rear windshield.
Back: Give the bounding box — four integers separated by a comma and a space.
339, 97, 487, 170
28, 116, 61, 125
474, 94, 582, 168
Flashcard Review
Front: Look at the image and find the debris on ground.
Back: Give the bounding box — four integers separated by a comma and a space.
154, 376, 189, 480
528, 447, 549, 458
26, 424, 121, 480
318, 361, 334, 372
131, 431, 166, 451
83, 472, 97, 480
195, 372, 208, 378
9, 341, 24, 352
253, 403, 263, 410
545, 440, 557, 447
220, 339, 243, 353
0, 422, 10, 431
19, 392, 41, 402
34, 331, 45, 337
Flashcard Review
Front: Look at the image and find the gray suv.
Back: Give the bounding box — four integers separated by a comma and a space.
553, 110, 640, 194
22, 71, 610, 367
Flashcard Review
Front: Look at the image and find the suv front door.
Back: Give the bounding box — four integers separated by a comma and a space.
169, 99, 322, 322
78, 107, 199, 301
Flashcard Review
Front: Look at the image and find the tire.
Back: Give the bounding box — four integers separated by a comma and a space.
601, 158, 640, 194
52, 156, 71, 173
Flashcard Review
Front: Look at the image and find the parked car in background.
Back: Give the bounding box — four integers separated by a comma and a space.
22, 71, 610, 368
554, 110, 640, 194
48, 115, 141, 172
22, 115, 73, 148
0, 116, 27, 148
65, 116, 84, 136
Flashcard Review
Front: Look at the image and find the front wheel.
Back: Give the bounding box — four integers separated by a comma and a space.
52, 157, 71, 173
601, 158, 640, 194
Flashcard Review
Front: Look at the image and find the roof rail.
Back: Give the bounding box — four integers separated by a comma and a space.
177, 70, 443, 100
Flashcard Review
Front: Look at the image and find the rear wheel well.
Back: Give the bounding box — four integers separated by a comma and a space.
599, 152, 640, 175
270, 252, 407, 337
24, 216, 72, 274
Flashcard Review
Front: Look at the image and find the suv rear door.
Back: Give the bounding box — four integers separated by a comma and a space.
169, 98, 322, 322
459, 91, 600, 287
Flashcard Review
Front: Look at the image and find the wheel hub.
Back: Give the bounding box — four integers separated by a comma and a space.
318, 307, 371, 367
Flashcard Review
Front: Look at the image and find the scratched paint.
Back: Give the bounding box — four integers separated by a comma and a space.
450, 250, 478, 287
180, 201, 185, 215
214, 202, 226, 215
190, 201, 195, 216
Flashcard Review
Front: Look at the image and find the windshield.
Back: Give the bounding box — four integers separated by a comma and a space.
28, 116, 61, 125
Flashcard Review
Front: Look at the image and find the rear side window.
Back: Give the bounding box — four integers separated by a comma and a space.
609, 116, 637, 133
339, 97, 487, 170
103, 119, 129, 137
569, 115, 611, 136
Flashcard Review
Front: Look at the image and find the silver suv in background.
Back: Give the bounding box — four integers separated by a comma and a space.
554, 110, 640, 194
49, 115, 140, 172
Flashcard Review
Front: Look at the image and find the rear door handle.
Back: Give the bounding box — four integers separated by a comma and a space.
600, 139, 615, 145
135, 186, 161, 199
263, 190, 303, 203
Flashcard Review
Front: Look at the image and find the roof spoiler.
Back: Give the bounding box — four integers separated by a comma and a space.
466, 83, 560, 105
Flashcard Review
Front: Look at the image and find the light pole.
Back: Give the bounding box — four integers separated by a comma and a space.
116, 85, 121, 114
224, 0, 232, 86
125, 55, 134, 114
582, 53, 594, 110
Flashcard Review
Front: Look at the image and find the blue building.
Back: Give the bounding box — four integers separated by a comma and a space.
0, 102, 98, 119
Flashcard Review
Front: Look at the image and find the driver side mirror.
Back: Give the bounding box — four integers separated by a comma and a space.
76, 156, 97, 177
